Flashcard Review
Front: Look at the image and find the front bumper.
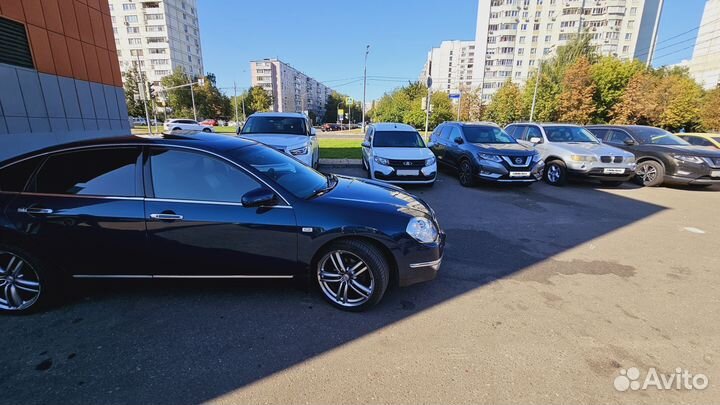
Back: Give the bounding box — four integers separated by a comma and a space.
396, 231, 446, 287
475, 158, 544, 182
664, 160, 720, 185
373, 162, 437, 184
566, 161, 636, 181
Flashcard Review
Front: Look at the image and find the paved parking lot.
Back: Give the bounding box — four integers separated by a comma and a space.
1, 167, 718, 405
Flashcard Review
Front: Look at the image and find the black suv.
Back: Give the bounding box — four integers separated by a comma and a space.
586, 125, 720, 187
429, 122, 543, 186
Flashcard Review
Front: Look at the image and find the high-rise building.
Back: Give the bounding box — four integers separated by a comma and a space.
250, 58, 334, 119
109, 0, 204, 86
0, 0, 129, 161
688, 0, 720, 89
420, 40, 477, 94
473, 0, 664, 101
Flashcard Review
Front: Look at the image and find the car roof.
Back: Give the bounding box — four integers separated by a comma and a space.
249, 112, 307, 118
678, 132, 718, 136
371, 122, 417, 132
444, 121, 501, 127
0, 132, 257, 167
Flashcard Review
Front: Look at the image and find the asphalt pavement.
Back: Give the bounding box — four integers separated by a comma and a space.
0, 167, 718, 405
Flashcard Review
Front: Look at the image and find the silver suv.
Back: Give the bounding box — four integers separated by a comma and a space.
505, 123, 636, 186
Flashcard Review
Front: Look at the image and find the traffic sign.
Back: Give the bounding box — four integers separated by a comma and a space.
449, 93, 461, 100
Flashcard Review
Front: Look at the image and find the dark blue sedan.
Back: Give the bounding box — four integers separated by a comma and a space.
0, 132, 444, 312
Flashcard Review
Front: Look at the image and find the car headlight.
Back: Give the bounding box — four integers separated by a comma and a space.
672, 154, 703, 164
290, 146, 308, 155
425, 156, 436, 166
406, 217, 438, 244
570, 154, 597, 162
374, 156, 389, 165
478, 153, 503, 163
531, 153, 541, 162
625, 155, 636, 163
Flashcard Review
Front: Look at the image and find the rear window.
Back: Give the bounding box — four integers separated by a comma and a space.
0, 157, 43, 192
373, 131, 425, 148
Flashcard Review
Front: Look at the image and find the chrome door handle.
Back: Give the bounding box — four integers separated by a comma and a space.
18, 207, 54, 214
150, 213, 184, 221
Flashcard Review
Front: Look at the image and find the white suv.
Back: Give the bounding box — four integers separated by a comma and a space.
163, 119, 213, 133
361, 123, 437, 185
238, 112, 320, 168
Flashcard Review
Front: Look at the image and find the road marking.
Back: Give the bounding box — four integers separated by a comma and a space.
683, 227, 706, 234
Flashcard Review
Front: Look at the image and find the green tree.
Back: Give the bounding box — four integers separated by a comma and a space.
243, 85, 273, 116
194, 73, 231, 119
557, 57, 596, 124
700, 86, 720, 131
160, 67, 194, 118
590, 56, 646, 123
323, 92, 346, 123
611, 71, 662, 125
458, 86, 484, 122
484, 80, 525, 126
123, 67, 145, 118
656, 72, 703, 132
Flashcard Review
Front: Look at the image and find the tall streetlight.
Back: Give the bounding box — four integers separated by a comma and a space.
530, 45, 555, 122
362, 45, 370, 132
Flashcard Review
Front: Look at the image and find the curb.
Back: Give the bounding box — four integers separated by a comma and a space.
319, 158, 362, 168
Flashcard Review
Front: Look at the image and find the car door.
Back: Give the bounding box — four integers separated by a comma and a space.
431, 125, 451, 166
428, 125, 444, 162
361, 127, 374, 167
144, 146, 299, 277
5, 146, 147, 277
524, 125, 547, 156
444, 126, 465, 168
604, 129, 634, 152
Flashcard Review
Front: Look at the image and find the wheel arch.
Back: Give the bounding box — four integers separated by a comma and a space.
309, 235, 399, 287
544, 155, 564, 164
636, 156, 666, 169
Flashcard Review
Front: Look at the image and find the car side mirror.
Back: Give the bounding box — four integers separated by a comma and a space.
310, 128, 317, 136
361, 141, 371, 148
624, 139, 636, 146
241, 188, 277, 207
529, 137, 542, 144
454, 137, 464, 145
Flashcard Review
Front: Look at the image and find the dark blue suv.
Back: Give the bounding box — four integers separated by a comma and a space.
429, 122, 544, 186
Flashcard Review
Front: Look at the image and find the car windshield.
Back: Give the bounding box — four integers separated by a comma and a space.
373, 130, 426, 147
232, 144, 328, 199
241, 116, 307, 136
630, 127, 690, 145
463, 126, 516, 144
544, 126, 599, 143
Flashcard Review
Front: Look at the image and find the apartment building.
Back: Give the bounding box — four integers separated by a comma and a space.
689, 0, 720, 89
250, 59, 334, 119
420, 40, 477, 93
109, 0, 204, 86
473, 0, 663, 101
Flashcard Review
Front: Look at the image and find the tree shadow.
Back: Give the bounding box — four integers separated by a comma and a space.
0, 169, 668, 405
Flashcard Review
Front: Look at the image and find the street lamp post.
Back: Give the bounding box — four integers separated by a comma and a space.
530, 45, 555, 122
362, 45, 370, 132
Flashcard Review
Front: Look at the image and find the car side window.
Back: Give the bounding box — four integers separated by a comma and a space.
686, 137, 712, 146
587, 128, 607, 140
526, 126, 542, 141
449, 126, 463, 143
512, 125, 527, 140
607, 130, 632, 144
149, 148, 260, 203
437, 125, 450, 141
0, 157, 44, 192
505, 125, 517, 138
32, 148, 141, 197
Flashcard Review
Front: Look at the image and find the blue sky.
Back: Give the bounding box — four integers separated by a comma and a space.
198, 0, 706, 101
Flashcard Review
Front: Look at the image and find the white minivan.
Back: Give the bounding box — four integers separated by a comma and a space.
361, 123, 437, 185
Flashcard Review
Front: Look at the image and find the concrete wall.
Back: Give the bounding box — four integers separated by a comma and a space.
0, 0, 130, 162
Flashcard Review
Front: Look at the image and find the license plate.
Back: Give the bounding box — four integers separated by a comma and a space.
712, 170, 720, 178
509, 171, 531, 177
396, 169, 419, 176
603, 168, 625, 174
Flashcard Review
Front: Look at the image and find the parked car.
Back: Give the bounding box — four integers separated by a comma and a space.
322, 123, 341, 132
430, 122, 544, 186
130, 117, 147, 127
586, 125, 720, 187
361, 123, 437, 185
200, 119, 219, 126
0, 132, 445, 313
505, 123, 636, 187
163, 119, 213, 133
675, 133, 720, 150
238, 112, 319, 168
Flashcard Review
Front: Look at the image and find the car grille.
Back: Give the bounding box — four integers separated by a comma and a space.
387, 159, 426, 168
600, 156, 624, 163
501, 155, 532, 167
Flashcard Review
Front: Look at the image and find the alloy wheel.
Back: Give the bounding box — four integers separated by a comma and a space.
637, 163, 657, 185
0, 252, 41, 311
459, 161, 472, 185
547, 164, 561, 183
317, 250, 374, 308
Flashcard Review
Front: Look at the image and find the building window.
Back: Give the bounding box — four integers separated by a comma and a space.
124, 15, 138, 23
128, 38, 141, 45
122, 3, 136, 11
146, 25, 164, 32
127, 26, 140, 34
0, 17, 34, 69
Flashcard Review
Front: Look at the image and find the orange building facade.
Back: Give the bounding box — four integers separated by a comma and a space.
0, 0, 130, 161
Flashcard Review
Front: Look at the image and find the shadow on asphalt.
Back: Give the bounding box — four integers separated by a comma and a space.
0, 166, 674, 404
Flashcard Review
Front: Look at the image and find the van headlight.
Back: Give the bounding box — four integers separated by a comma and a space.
671, 154, 703, 164
570, 154, 597, 162
406, 217, 438, 244
374, 156, 390, 166
425, 156, 436, 166
290, 146, 308, 155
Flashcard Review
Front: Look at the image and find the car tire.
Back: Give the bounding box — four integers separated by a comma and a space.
315, 239, 390, 311
635, 160, 664, 187
172, 127, 182, 131
202, 128, 212, 133
600, 181, 623, 187
544, 160, 567, 186
458, 159, 475, 187
0, 244, 58, 315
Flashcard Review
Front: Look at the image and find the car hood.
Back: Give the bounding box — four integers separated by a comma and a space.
552, 142, 631, 156
638, 144, 720, 157
240, 134, 309, 149
372, 147, 434, 160
318, 175, 432, 218
470, 142, 535, 155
